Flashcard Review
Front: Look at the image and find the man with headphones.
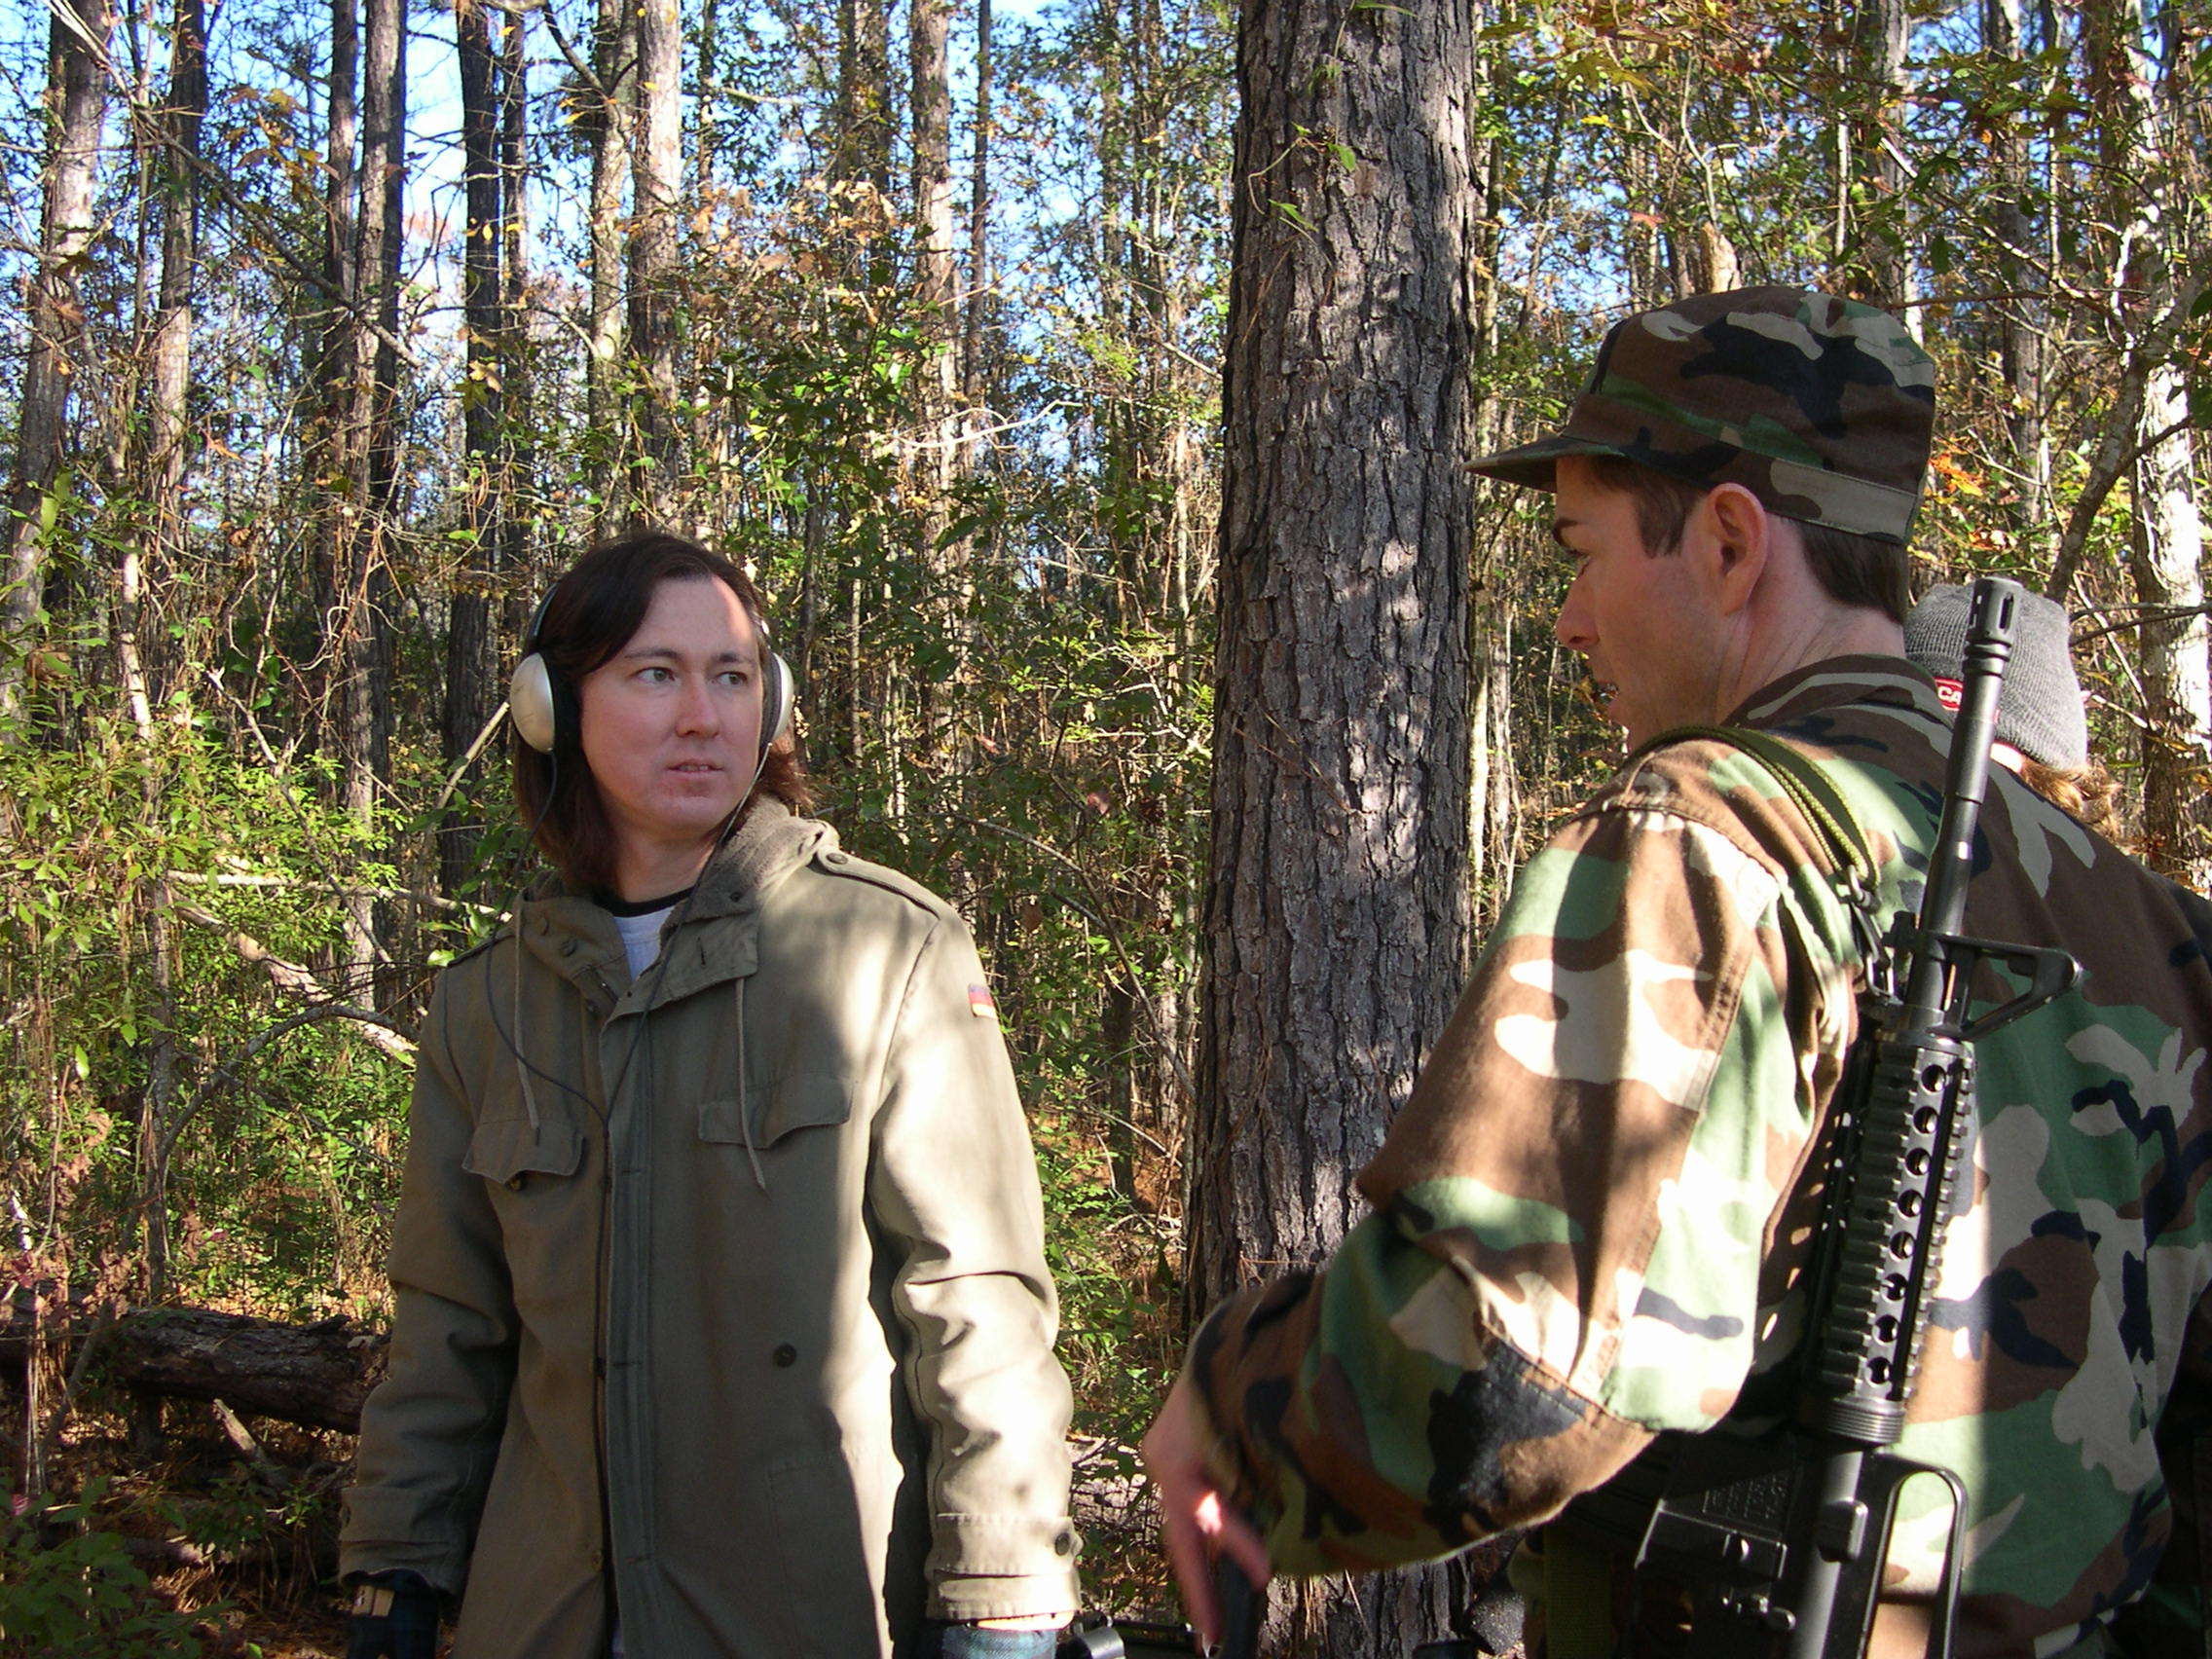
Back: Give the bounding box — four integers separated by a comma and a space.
338, 531, 1081, 1658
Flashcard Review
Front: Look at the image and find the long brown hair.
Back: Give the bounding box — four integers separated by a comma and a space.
512, 531, 813, 890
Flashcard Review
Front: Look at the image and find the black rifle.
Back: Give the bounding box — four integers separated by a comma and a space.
1211, 1552, 1264, 1659
1547, 577, 2078, 1659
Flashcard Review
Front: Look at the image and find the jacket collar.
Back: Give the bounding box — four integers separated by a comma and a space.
519, 799, 830, 1013
1724, 652, 1948, 733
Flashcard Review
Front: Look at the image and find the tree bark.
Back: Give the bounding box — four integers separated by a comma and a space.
1192, 1, 1482, 1649
0, 0, 116, 726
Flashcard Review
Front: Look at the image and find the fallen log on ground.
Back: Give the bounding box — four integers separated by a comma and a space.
2, 1301, 387, 1434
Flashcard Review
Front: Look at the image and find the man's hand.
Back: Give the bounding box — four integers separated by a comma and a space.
1140, 1371, 1271, 1649
345, 1569, 440, 1659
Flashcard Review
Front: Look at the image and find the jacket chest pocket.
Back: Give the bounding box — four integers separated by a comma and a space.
462, 1113, 585, 1192
696, 1071, 852, 1152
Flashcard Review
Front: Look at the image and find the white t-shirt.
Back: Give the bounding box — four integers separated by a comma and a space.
611, 903, 678, 979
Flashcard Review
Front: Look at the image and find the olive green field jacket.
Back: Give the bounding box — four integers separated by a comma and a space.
339, 803, 1081, 1658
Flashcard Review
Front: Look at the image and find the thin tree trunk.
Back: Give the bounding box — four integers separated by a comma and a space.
2081, 0, 2211, 886
628, 0, 682, 521
123, 0, 204, 733
910, 0, 959, 413
1853, 0, 1917, 325
843, 0, 894, 197
322, 0, 402, 987
907, 0, 970, 783
693, 0, 720, 199
586, 0, 634, 532
2128, 429, 2212, 885
1193, 1, 1482, 1649
962, 0, 994, 408
126, 0, 206, 1305
446, 0, 507, 897
498, 3, 534, 594
0, 0, 116, 726
1985, 0, 2053, 570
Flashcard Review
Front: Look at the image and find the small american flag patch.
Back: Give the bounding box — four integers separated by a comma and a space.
968, 983, 998, 1020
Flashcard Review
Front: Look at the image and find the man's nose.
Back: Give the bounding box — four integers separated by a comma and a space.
1554, 584, 1594, 651
674, 677, 720, 733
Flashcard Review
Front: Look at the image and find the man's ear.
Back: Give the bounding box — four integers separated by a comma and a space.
1702, 483, 1771, 616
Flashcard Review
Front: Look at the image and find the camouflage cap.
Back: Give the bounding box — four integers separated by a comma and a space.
1468, 286, 1936, 544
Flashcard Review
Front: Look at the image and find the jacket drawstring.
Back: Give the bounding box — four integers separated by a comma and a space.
735, 976, 766, 1192
515, 928, 543, 1132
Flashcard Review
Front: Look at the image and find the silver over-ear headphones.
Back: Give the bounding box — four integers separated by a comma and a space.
509, 581, 795, 757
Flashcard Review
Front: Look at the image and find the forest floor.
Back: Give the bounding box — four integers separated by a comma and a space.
8, 1392, 1177, 1658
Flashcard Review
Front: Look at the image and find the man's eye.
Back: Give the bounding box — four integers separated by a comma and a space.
638, 666, 673, 683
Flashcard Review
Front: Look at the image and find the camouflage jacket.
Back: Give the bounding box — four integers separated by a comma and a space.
1184, 657, 2212, 1657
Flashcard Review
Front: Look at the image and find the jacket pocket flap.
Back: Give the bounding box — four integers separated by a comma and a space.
461, 1115, 583, 1186
698, 1072, 852, 1149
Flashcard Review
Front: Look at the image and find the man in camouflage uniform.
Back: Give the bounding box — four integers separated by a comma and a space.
1142, 287, 2212, 1658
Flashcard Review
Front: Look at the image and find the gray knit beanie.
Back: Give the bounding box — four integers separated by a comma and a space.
1903, 583, 2089, 770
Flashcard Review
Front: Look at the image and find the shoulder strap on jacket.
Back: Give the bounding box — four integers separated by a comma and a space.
1629, 722, 1879, 887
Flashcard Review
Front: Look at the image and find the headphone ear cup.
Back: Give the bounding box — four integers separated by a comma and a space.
760, 652, 794, 756
510, 653, 559, 754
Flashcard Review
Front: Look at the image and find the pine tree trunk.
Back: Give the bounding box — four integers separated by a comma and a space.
1192, 1, 1482, 1649
0, 0, 115, 726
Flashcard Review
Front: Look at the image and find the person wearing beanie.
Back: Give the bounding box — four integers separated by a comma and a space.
1904, 582, 2124, 843
1143, 288, 2212, 1659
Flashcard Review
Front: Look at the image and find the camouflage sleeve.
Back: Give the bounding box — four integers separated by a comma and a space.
1187, 758, 1856, 1575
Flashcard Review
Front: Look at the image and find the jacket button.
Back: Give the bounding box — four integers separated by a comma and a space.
1053, 1530, 1075, 1557
824, 851, 849, 866
771, 1343, 797, 1368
